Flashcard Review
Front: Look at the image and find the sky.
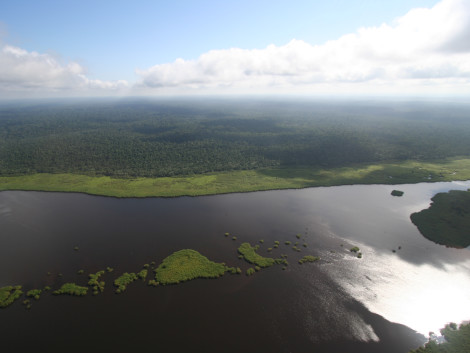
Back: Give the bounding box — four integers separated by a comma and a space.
0, 0, 469, 98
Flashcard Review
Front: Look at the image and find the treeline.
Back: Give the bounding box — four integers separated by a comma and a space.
1, 98, 470, 178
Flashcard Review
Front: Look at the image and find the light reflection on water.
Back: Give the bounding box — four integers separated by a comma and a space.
311, 180, 470, 336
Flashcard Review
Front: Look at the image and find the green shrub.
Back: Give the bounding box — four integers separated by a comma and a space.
246, 268, 255, 276
26, 289, 42, 300
88, 271, 105, 293
350, 246, 360, 253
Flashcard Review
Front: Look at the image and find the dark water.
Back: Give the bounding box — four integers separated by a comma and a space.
1, 182, 469, 352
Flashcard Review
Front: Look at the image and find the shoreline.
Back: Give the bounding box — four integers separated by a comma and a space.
1, 157, 470, 198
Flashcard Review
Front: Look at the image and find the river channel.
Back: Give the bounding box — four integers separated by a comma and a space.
1, 181, 469, 352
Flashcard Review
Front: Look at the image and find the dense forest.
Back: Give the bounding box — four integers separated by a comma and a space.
1, 98, 470, 178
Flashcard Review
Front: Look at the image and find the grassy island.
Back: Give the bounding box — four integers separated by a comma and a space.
410, 322, 470, 353
154, 249, 228, 285
53, 283, 88, 296
391, 190, 404, 196
114, 273, 138, 293
410, 190, 470, 248
238, 243, 276, 267
0, 285, 23, 308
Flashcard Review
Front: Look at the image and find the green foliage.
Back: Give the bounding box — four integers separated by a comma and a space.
237, 242, 277, 268
232, 236, 237, 241
43, 286, 51, 291
267, 247, 272, 252
411, 190, 470, 248
26, 289, 42, 300
224, 232, 230, 237
296, 234, 302, 239
53, 283, 88, 296
410, 323, 470, 353
259, 239, 264, 243
77, 269, 84, 275
274, 241, 280, 245
246, 268, 255, 276
1, 100, 470, 197
285, 241, 291, 245
114, 272, 138, 293
148, 280, 159, 287
298, 256, 320, 264
154, 249, 227, 285
137, 269, 148, 281
88, 270, 105, 294
73, 246, 79, 251
303, 243, 308, 247
391, 190, 404, 196
106, 267, 114, 273
0, 285, 23, 308
350, 246, 360, 253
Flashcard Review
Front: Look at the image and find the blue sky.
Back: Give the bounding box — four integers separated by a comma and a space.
0, 0, 469, 98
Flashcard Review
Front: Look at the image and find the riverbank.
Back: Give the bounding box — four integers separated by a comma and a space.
1, 157, 470, 198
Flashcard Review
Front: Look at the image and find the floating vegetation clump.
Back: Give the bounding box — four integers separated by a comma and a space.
53, 283, 88, 296
154, 249, 227, 285
298, 256, 320, 264
137, 269, 148, 281
88, 271, 105, 295
114, 273, 138, 293
350, 246, 360, 253
0, 285, 23, 308
26, 289, 42, 300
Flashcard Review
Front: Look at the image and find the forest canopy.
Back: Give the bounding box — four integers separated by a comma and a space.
1, 98, 470, 178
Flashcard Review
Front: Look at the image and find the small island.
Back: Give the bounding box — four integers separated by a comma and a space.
410, 190, 470, 248
154, 249, 228, 285
391, 190, 404, 197
53, 283, 88, 296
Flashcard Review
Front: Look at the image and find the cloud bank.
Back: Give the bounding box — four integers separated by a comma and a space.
0, 45, 128, 97
137, 0, 470, 95
0, 0, 469, 97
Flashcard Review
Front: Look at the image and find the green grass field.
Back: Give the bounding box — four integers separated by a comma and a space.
1, 157, 470, 198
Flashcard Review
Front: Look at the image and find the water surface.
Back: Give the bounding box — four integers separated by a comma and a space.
1, 181, 469, 352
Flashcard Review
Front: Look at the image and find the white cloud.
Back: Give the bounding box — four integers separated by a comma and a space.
0, 45, 128, 97
137, 0, 470, 95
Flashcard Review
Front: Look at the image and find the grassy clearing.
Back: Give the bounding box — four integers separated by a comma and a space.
154, 249, 227, 285
411, 190, 470, 248
0, 285, 23, 308
53, 283, 88, 296
1, 157, 470, 197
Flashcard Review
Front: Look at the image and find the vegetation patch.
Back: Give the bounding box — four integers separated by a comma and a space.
298, 256, 320, 264
411, 190, 470, 248
391, 190, 404, 196
410, 322, 470, 353
88, 271, 105, 295
237, 243, 277, 268
114, 273, 138, 293
53, 283, 88, 296
0, 285, 23, 308
154, 249, 227, 285
350, 246, 360, 253
137, 269, 148, 281
246, 268, 255, 276
26, 289, 42, 300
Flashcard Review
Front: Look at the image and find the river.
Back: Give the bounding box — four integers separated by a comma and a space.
1, 181, 469, 352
